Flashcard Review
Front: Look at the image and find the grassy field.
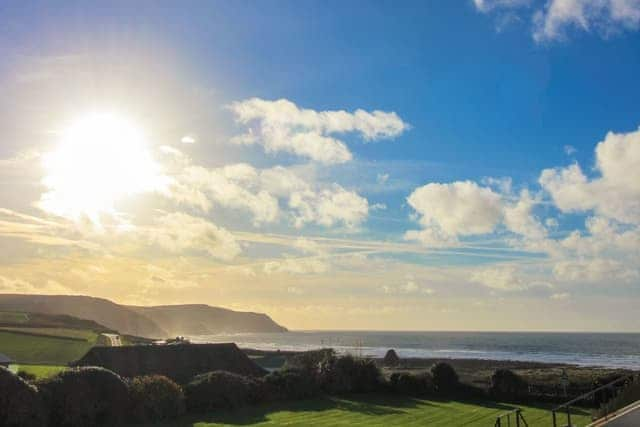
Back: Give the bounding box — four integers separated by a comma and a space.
9, 364, 67, 379
138, 394, 593, 427
0, 310, 29, 323
0, 327, 96, 341
0, 330, 94, 364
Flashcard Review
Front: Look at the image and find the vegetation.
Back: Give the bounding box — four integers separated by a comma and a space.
388, 372, 434, 396
430, 362, 459, 393
130, 394, 593, 427
0, 366, 47, 427
263, 369, 321, 401
319, 354, 382, 394
185, 371, 263, 411
13, 364, 67, 379
0, 327, 96, 341
0, 330, 94, 364
593, 376, 640, 420
128, 375, 185, 423
490, 369, 529, 401
38, 367, 130, 427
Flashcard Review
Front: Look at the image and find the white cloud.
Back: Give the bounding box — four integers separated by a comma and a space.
503, 189, 547, 239
539, 127, 640, 224
473, 0, 531, 13
169, 161, 369, 230
382, 279, 434, 295
151, 212, 241, 261
377, 173, 390, 184
404, 181, 503, 246
229, 98, 409, 164
533, 0, 640, 42
289, 185, 369, 229
263, 257, 330, 275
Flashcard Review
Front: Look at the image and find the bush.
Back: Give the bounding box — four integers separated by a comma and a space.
389, 372, 434, 396
319, 355, 382, 394
283, 348, 335, 373
490, 369, 529, 401
383, 349, 401, 367
184, 371, 260, 411
263, 369, 321, 401
431, 362, 459, 393
38, 367, 129, 427
128, 375, 185, 423
17, 370, 37, 382
0, 366, 46, 427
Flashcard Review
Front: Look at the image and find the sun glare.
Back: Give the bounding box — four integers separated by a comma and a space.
40, 113, 165, 222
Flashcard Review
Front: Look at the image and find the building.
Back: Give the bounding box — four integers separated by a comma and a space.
72, 342, 265, 383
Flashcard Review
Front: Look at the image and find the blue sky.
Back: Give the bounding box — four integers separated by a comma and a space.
0, 1, 639, 330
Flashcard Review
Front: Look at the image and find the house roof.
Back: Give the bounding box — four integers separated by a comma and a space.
0, 353, 12, 363
72, 342, 265, 383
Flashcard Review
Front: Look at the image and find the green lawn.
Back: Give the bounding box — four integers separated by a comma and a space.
9, 364, 67, 379
0, 330, 94, 364
138, 394, 593, 427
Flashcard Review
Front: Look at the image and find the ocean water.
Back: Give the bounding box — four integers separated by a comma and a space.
190, 331, 640, 370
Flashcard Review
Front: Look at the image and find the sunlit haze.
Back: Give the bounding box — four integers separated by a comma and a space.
0, 1, 639, 332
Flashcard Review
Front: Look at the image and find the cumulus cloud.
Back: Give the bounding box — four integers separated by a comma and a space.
289, 185, 369, 229
229, 98, 409, 164
168, 161, 369, 230
405, 181, 548, 246
533, 0, 640, 42
404, 181, 504, 246
151, 212, 241, 261
474, 0, 640, 42
539, 127, 640, 224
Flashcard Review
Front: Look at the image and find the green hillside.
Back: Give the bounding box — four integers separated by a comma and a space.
0, 330, 95, 364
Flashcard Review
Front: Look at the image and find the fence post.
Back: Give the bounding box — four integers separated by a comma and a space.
516, 409, 521, 427
552, 410, 557, 427
567, 406, 572, 427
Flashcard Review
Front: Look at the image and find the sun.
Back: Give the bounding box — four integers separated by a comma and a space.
39, 113, 165, 222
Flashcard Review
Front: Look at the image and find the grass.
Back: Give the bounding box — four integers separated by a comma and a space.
0, 310, 29, 323
9, 364, 67, 379
136, 394, 593, 427
0, 327, 96, 341
0, 330, 94, 364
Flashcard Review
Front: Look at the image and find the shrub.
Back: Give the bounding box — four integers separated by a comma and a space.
38, 367, 129, 427
389, 372, 434, 396
383, 349, 401, 367
184, 371, 260, 411
128, 375, 185, 423
283, 348, 335, 373
490, 369, 529, 401
17, 370, 37, 382
0, 366, 46, 427
319, 355, 382, 394
263, 369, 321, 401
431, 362, 459, 393
594, 377, 640, 419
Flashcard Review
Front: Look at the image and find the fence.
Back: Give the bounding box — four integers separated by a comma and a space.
495, 408, 528, 427
552, 374, 638, 427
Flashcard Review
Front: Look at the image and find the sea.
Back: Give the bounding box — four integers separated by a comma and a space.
190, 331, 640, 370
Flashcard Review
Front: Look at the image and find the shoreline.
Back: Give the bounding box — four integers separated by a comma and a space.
243, 348, 637, 389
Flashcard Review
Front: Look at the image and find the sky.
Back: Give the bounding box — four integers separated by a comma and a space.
0, 0, 639, 331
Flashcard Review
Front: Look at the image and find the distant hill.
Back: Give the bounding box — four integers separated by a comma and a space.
0, 294, 288, 338
128, 304, 288, 336
0, 294, 166, 338
0, 310, 115, 332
